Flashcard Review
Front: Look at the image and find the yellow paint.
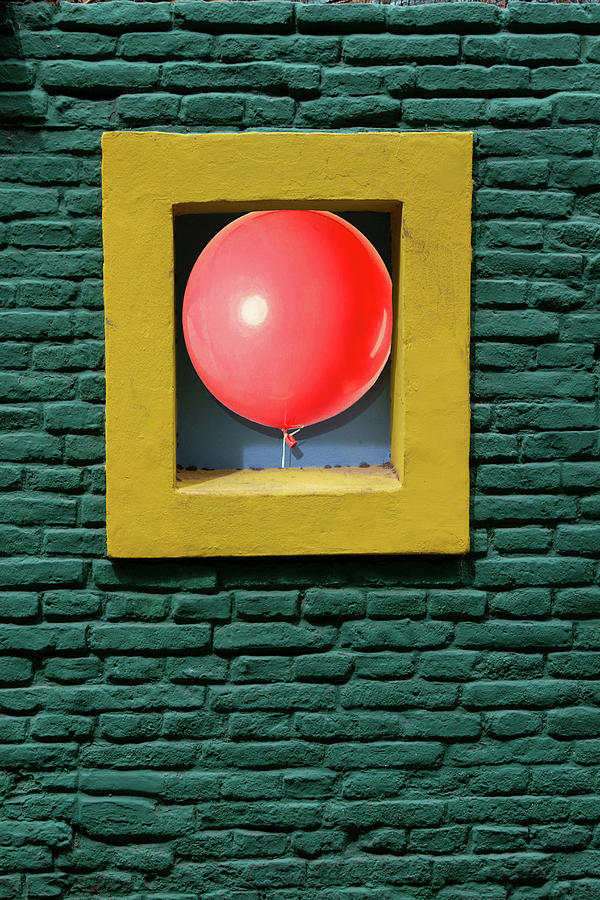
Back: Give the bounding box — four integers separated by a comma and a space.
102, 131, 472, 557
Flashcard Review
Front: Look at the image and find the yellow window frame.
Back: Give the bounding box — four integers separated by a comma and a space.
102, 130, 472, 557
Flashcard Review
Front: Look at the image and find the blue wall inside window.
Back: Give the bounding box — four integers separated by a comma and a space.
175, 211, 392, 470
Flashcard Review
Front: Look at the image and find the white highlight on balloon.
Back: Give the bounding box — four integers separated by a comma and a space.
239, 294, 268, 327
370, 308, 388, 358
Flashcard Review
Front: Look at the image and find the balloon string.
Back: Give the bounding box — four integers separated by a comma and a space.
281, 428, 303, 469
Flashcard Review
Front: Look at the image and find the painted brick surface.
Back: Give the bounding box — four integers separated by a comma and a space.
1, 0, 600, 896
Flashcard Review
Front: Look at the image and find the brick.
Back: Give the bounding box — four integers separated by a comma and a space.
63, 434, 104, 463
90, 591, 151, 623
575, 622, 600, 650
489, 588, 551, 618
537, 343, 595, 369
118, 92, 180, 123
0, 249, 102, 279
548, 651, 600, 679
245, 96, 294, 127
168, 655, 227, 684
303, 588, 365, 619
31, 713, 92, 741
508, 2, 590, 29
43, 657, 101, 684
93, 559, 215, 591
455, 621, 572, 651
522, 431, 598, 461
210, 684, 335, 712
43, 590, 100, 619
19, 30, 116, 59
228, 712, 290, 741
480, 221, 544, 249
10, 220, 72, 249
41, 61, 159, 92
498, 404, 595, 432
367, 589, 426, 619
294, 653, 353, 683
418, 64, 526, 93
0, 657, 32, 685
553, 159, 600, 189
475, 189, 573, 219
556, 526, 600, 555
215, 34, 340, 65
33, 342, 104, 371
301, 3, 386, 33
14, 280, 76, 308
418, 650, 478, 682
475, 309, 558, 341
162, 60, 319, 96
478, 127, 593, 157
320, 65, 384, 96
343, 35, 459, 65
485, 710, 543, 740
172, 592, 232, 622
44, 402, 103, 434
489, 98, 552, 125
472, 825, 528, 853
341, 680, 457, 710
341, 620, 452, 650
163, 711, 223, 740
0, 62, 34, 89
0, 558, 83, 588
483, 160, 549, 189
56, 1, 172, 32
403, 98, 485, 125
428, 590, 487, 620
64, 189, 102, 217
0, 592, 38, 621
180, 94, 245, 125
214, 623, 335, 653
0, 624, 85, 654
475, 556, 594, 587
471, 433, 518, 462
554, 93, 600, 122
0, 495, 76, 526
464, 34, 580, 64
0, 92, 47, 122
229, 655, 292, 683
98, 712, 161, 742
119, 31, 211, 60
493, 527, 552, 554
175, 1, 292, 33
236, 590, 298, 620
388, 3, 500, 31
353, 653, 414, 680
0, 345, 30, 371
0, 434, 60, 464
463, 680, 578, 709
89, 624, 210, 653
473, 372, 594, 400
0, 464, 21, 490
475, 250, 581, 279
105, 655, 163, 684
296, 96, 400, 128
548, 708, 600, 739
473, 494, 577, 522
562, 313, 600, 341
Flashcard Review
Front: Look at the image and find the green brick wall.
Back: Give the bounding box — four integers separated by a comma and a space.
1, 0, 600, 896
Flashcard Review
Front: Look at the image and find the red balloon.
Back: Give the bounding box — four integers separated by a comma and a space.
183, 210, 392, 431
